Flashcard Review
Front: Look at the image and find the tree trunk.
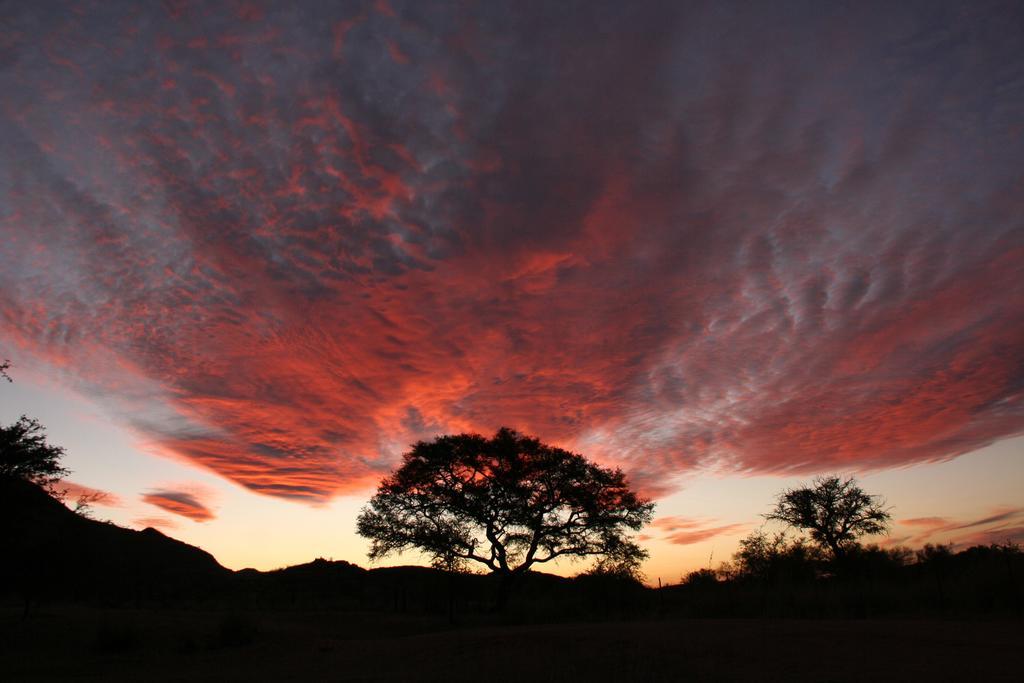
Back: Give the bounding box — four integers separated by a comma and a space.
446, 570, 456, 624
492, 570, 517, 612
829, 540, 845, 562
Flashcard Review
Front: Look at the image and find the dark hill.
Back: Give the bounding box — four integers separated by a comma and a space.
0, 479, 619, 614
1, 477, 228, 608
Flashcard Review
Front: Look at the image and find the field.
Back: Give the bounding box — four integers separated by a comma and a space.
2, 606, 1020, 682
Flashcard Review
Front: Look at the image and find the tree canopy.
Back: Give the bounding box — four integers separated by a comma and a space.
765, 475, 891, 559
1, 415, 70, 491
356, 428, 654, 586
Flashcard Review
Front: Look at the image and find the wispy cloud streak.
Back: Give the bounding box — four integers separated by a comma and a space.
894, 507, 1024, 547
648, 516, 749, 546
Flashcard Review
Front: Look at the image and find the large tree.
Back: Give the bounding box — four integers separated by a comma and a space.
356, 428, 654, 604
766, 475, 891, 559
1, 415, 70, 492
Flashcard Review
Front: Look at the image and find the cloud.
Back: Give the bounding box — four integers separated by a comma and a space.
132, 516, 178, 531
1, 1, 1022, 502
895, 507, 1024, 548
956, 526, 1024, 547
947, 508, 1024, 532
898, 517, 950, 528
665, 524, 749, 547
650, 516, 748, 546
59, 480, 122, 507
141, 488, 215, 522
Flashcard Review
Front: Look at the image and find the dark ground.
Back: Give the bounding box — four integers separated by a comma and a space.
2, 606, 1020, 682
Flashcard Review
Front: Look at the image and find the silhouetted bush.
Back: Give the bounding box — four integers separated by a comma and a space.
725, 529, 823, 584
682, 568, 719, 588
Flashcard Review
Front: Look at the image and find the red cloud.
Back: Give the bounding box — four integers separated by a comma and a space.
1, 2, 1022, 504
142, 489, 215, 522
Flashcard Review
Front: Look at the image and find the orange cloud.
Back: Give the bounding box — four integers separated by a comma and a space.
132, 516, 178, 531
898, 517, 949, 529
142, 488, 215, 522
650, 517, 749, 546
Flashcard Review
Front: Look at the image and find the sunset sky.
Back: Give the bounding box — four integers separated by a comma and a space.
1, 0, 1022, 583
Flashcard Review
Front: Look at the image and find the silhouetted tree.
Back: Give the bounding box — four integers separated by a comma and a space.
356, 428, 654, 607
0, 359, 11, 383
1, 416, 70, 492
766, 475, 890, 559
72, 490, 111, 519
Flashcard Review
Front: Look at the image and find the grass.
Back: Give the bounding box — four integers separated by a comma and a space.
1, 604, 1020, 682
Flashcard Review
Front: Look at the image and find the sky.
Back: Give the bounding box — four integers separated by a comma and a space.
1, 0, 1023, 583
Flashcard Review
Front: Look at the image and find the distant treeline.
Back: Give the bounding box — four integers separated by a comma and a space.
669, 539, 1023, 618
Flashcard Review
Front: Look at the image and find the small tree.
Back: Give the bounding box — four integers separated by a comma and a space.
766, 475, 891, 559
72, 490, 111, 519
1, 359, 11, 383
1, 415, 70, 492
356, 428, 654, 607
